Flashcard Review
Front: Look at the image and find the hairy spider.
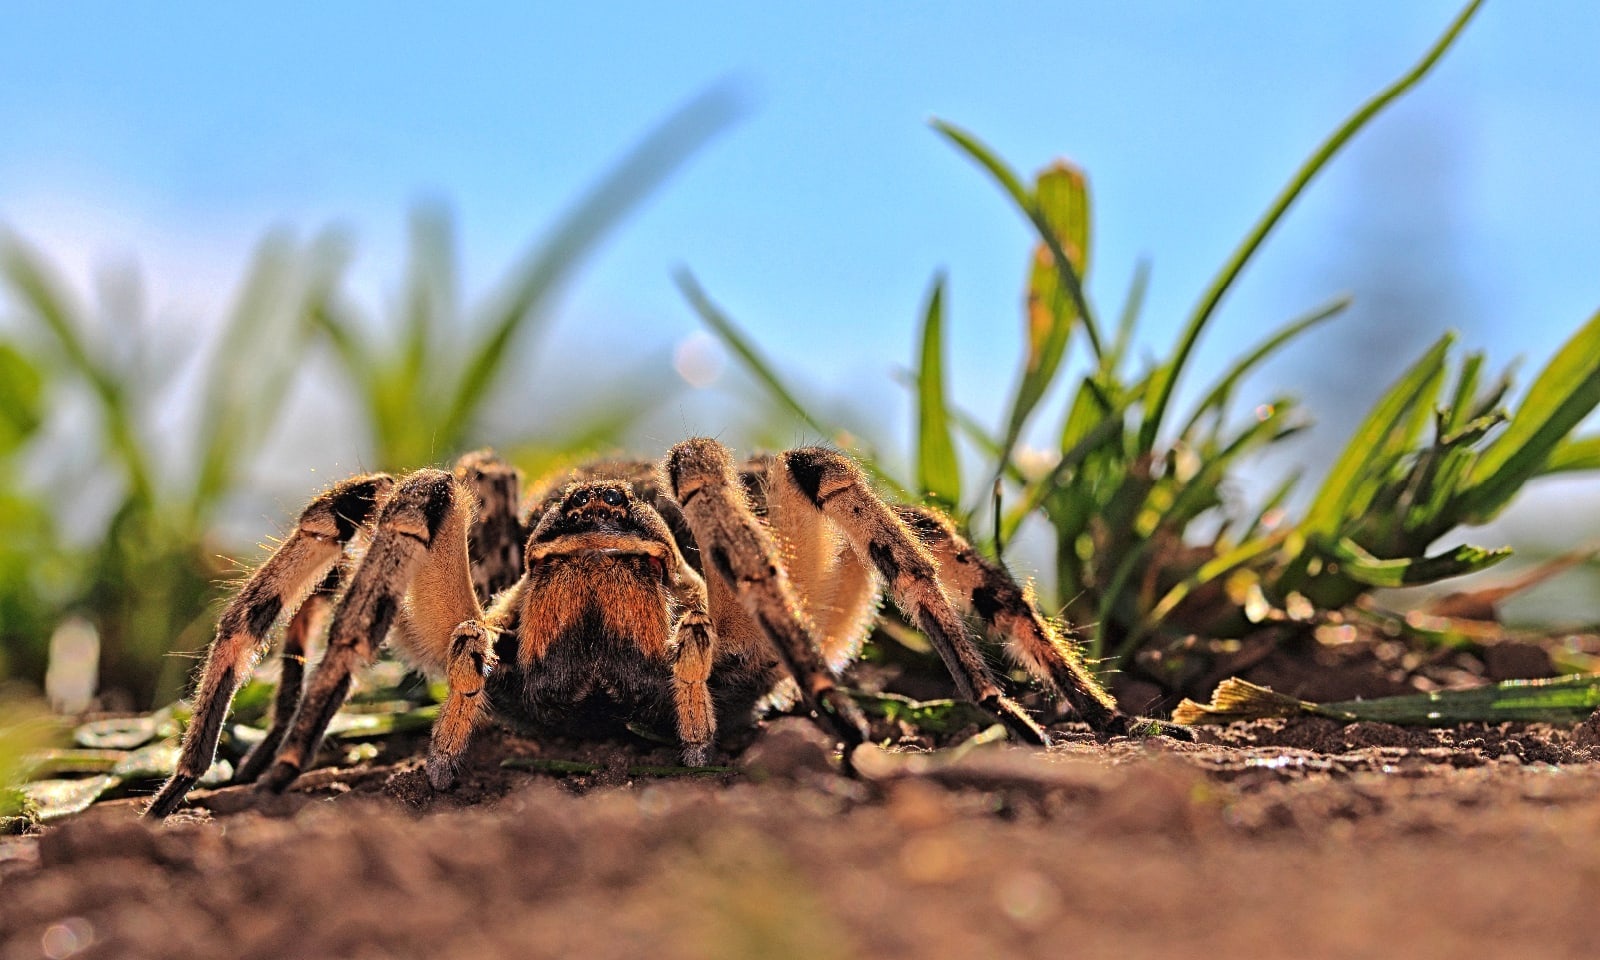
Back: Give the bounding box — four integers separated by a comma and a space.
146, 438, 1145, 818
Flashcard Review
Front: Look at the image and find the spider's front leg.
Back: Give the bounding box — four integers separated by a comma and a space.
665, 439, 871, 755
776, 447, 1050, 745
145, 474, 394, 819
258, 468, 484, 793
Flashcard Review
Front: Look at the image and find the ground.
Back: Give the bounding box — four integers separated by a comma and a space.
4, 707, 1600, 960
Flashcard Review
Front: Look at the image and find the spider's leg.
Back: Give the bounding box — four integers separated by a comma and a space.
895, 505, 1120, 729
145, 474, 393, 819
664, 438, 870, 752
776, 447, 1049, 745
757, 454, 880, 671
232, 565, 342, 784
455, 450, 525, 603
667, 565, 718, 766
258, 469, 483, 793
425, 619, 499, 790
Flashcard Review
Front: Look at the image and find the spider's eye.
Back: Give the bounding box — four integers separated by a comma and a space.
601, 488, 626, 507
569, 490, 591, 508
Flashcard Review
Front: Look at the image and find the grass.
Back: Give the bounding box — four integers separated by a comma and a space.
687, 0, 1600, 700
1, 1, 1596, 729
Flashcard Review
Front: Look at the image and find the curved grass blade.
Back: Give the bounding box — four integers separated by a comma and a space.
1180, 294, 1351, 439
0, 340, 44, 456
1459, 306, 1600, 522
1140, 0, 1484, 454
1542, 434, 1600, 476
915, 273, 961, 510
1327, 537, 1510, 588
1176, 673, 1600, 727
0, 233, 154, 505
436, 85, 745, 449
677, 270, 832, 440
934, 121, 1107, 473
1299, 333, 1454, 540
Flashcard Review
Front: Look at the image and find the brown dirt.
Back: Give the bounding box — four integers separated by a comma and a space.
5, 713, 1600, 960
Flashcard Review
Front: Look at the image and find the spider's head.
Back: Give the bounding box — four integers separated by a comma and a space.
527, 480, 679, 584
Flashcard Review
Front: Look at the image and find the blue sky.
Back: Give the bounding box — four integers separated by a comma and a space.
2, 3, 1597, 529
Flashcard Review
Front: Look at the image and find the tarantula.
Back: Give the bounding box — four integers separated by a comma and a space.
146, 438, 1144, 818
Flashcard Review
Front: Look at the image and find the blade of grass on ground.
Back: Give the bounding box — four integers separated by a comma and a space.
1174, 673, 1600, 726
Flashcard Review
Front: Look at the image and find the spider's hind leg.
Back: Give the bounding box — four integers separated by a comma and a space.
664, 439, 871, 754
894, 505, 1121, 729
146, 474, 394, 819
774, 447, 1049, 745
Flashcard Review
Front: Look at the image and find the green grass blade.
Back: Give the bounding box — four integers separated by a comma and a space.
914, 273, 961, 510
1458, 306, 1600, 522
1241, 468, 1302, 542
190, 232, 331, 518
437, 86, 743, 450
1144, 530, 1289, 633
1001, 408, 1124, 544
993, 161, 1092, 487
1300, 333, 1454, 539
677, 270, 833, 440
931, 120, 1104, 361
1166, 397, 1305, 527
1442, 350, 1485, 435
1327, 537, 1510, 588
400, 206, 457, 399
1181, 294, 1351, 438
1106, 259, 1149, 374
0, 340, 45, 456
1140, 0, 1483, 454
1542, 434, 1600, 475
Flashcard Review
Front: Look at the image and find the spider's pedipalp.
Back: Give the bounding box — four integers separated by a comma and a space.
670, 585, 718, 766
146, 473, 393, 819
895, 505, 1120, 729
259, 469, 481, 793
776, 447, 1049, 745
666, 438, 870, 750
426, 620, 498, 790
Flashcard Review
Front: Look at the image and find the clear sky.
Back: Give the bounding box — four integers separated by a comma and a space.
2, 2, 1597, 527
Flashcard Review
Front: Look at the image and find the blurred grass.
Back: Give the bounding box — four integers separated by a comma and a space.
0, 89, 738, 706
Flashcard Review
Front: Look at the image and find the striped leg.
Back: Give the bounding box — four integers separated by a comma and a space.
664, 439, 870, 754
895, 505, 1119, 728
145, 475, 393, 818
776, 447, 1048, 745
232, 565, 343, 784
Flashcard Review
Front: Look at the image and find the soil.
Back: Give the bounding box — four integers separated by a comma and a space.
6, 708, 1600, 960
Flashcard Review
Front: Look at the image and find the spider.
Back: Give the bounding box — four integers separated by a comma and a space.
146, 438, 1151, 818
